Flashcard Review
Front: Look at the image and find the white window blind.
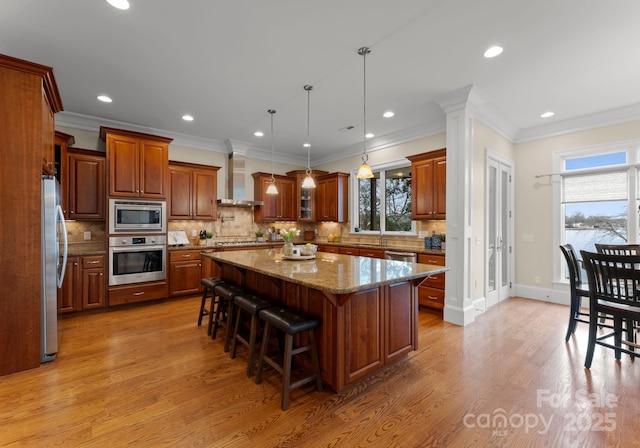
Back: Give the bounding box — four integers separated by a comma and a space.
562, 170, 627, 203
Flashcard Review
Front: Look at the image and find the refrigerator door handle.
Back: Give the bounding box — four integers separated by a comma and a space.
56, 204, 68, 288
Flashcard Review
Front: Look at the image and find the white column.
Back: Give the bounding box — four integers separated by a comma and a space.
435, 85, 481, 326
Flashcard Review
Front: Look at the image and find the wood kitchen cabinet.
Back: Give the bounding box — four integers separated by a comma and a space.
58, 257, 80, 313
417, 253, 445, 310
169, 250, 203, 296
252, 173, 296, 222
57, 255, 106, 313
407, 148, 446, 220
286, 169, 328, 222
316, 172, 349, 222
101, 126, 173, 199
0, 54, 63, 375
169, 161, 220, 220
55, 131, 74, 218
66, 148, 105, 220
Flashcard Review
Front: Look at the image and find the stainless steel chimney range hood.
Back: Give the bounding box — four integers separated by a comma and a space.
216, 151, 263, 207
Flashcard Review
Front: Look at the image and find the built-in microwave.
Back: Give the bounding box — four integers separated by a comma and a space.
108, 199, 166, 234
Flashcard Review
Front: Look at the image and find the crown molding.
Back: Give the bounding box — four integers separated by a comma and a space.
55, 111, 228, 152
515, 103, 640, 143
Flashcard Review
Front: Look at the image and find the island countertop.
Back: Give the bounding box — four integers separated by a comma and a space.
203, 248, 448, 294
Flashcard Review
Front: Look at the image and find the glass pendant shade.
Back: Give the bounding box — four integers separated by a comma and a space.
357, 159, 374, 179
266, 179, 278, 194
301, 172, 316, 188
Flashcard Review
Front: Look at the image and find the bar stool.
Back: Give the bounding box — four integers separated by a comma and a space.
211, 283, 244, 352
255, 305, 322, 410
198, 277, 225, 335
230, 292, 274, 377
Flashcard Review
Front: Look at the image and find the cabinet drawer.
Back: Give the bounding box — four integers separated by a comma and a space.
108, 281, 168, 306
421, 272, 445, 289
418, 254, 445, 266
360, 249, 384, 258
82, 255, 104, 269
418, 285, 444, 310
323, 246, 340, 254
339, 247, 359, 256
169, 250, 201, 262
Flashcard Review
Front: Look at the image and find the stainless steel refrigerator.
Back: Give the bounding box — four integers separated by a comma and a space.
41, 175, 68, 362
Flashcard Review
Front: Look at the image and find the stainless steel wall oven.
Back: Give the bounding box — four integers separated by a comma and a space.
108, 235, 166, 286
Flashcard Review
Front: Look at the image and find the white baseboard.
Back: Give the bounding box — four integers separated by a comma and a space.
513, 284, 570, 306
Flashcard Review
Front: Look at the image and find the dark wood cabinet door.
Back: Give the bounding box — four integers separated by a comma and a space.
192, 168, 216, 220
433, 156, 447, 219
411, 158, 434, 219
316, 173, 348, 222
57, 257, 80, 313
384, 281, 416, 362
68, 152, 105, 220
169, 165, 192, 219
169, 260, 202, 296
139, 140, 167, 199
108, 134, 139, 197
82, 268, 105, 309
277, 177, 296, 221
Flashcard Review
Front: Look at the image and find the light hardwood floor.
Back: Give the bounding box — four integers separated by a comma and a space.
1, 296, 638, 447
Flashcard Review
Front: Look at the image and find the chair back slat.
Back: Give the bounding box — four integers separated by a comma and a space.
595, 244, 640, 255
560, 244, 584, 286
581, 251, 640, 308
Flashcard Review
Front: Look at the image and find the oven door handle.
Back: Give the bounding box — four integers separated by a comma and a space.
110, 245, 166, 253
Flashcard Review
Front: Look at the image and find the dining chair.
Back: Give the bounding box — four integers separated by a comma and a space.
595, 244, 640, 255
580, 250, 640, 368
560, 244, 591, 341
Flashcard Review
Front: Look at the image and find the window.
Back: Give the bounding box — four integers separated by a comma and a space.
351, 161, 415, 235
556, 143, 640, 280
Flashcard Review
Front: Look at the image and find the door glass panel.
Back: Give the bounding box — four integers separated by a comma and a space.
488, 164, 497, 293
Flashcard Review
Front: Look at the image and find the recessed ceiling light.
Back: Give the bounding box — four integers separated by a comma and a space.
365, 133, 374, 139
97, 95, 112, 103
303, 143, 310, 148
106, 0, 130, 10
541, 111, 555, 118
383, 111, 395, 118
484, 46, 503, 58
254, 131, 264, 137
182, 115, 194, 121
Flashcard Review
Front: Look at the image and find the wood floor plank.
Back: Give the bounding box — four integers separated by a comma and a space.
0, 296, 638, 447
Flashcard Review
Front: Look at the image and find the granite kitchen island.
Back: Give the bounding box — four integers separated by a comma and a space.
204, 248, 448, 392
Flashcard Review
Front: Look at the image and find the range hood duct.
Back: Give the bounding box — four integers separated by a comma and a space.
216, 151, 263, 207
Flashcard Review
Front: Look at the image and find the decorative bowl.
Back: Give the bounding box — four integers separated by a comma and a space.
299, 244, 318, 256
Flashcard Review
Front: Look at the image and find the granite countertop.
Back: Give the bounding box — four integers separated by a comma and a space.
203, 248, 448, 294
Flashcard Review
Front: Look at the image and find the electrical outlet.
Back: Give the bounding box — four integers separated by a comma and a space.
83, 231, 91, 240
192, 229, 197, 237
522, 234, 535, 243
535, 276, 541, 284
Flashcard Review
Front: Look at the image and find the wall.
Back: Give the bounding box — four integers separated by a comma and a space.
514, 119, 640, 299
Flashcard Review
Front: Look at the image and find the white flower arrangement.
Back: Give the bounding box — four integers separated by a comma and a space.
280, 227, 300, 242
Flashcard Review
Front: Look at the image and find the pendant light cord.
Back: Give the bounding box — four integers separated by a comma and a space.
305, 85, 313, 175
269, 109, 276, 181
359, 47, 371, 163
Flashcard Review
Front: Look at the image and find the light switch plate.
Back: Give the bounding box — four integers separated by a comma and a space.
83, 231, 91, 240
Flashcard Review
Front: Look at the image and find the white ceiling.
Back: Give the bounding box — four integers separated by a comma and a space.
2, 0, 640, 166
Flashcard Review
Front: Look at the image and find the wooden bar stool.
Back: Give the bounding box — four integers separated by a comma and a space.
255, 305, 322, 410
211, 283, 243, 352
198, 277, 225, 335
230, 293, 274, 377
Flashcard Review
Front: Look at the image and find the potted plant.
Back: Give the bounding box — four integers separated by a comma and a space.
440, 233, 446, 251
206, 231, 214, 246
255, 230, 265, 242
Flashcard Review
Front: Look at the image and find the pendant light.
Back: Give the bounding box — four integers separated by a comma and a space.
266, 109, 278, 195
356, 46, 374, 179
301, 85, 316, 189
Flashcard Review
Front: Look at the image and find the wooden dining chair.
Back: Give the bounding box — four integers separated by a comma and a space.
560, 244, 591, 341
595, 244, 640, 255
580, 250, 640, 368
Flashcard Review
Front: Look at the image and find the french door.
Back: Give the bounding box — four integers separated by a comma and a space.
486, 154, 513, 308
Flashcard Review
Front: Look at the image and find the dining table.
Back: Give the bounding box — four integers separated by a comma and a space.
203, 247, 448, 392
